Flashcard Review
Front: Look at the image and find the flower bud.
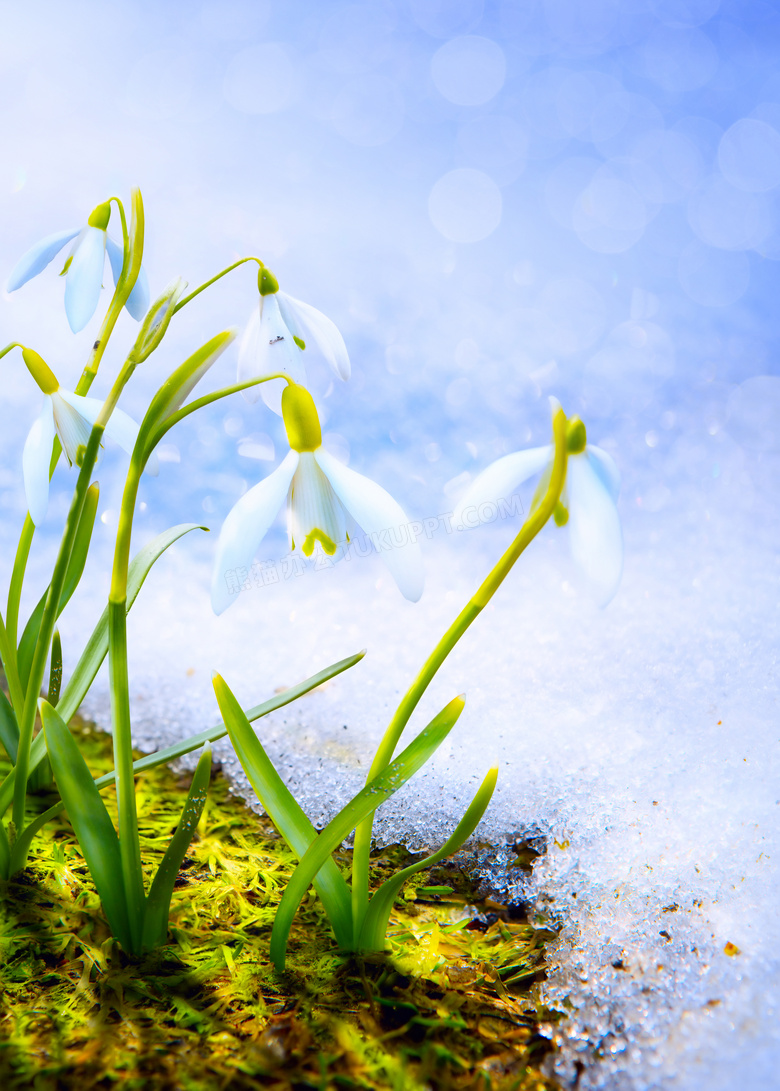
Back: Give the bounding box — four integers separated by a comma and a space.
282, 383, 322, 452
134, 277, 187, 362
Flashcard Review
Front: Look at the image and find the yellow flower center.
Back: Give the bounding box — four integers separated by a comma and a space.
302, 528, 337, 556
282, 384, 322, 452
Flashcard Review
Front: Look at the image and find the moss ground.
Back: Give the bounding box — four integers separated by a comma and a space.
0, 717, 560, 1090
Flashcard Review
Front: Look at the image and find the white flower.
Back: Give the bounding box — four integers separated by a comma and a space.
211, 384, 423, 613
453, 412, 622, 605
21, 349, 157, 527
238, 267, 350, 415
6, 201, 149, 333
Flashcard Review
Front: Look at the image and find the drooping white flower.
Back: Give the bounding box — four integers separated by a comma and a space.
7, 201, 149, 333
453, 408, 622, 605
237, 266, 350, 415
211, 384, 423, 613
21, 348, 157, 526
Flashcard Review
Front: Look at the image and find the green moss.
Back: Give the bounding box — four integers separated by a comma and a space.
0, 718, 560, 1090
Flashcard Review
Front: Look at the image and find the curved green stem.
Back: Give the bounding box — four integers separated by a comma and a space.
172, 256, 265, 314
147, 372, 291, 450
350, 407, 570, 938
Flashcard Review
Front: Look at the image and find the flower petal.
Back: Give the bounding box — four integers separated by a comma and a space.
277, 291, 351, 381
57, 389, 158, 476
586, 445, 620, 502
106, 235, 150, 321
315, 447, 424, 602
567, 453, 623, 606
51, 391, 96, 465
64, 227, 106, 332
237, 296, 306, 415
452, 446, 552, 530
6, 228, 80, 292
211, 450, 299, 615
103, 404, 158, 477
23, 399, 56, 526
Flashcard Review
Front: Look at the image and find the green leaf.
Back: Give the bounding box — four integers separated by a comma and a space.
57, 523, 205, 724
47, 629, 62, 707
137, 330, 237, 456
106, 650, 365, 785
358, 766, 498, 951
7, 796, 61, 875
142, 743, 212, 949
0, 651, 365, 852
40, 699, 132, 949
0, 689, 19, 764
0, 819, 9, 879
213, 672, 353, 949
0, 732, 47, 823
149, 375, 285, 449
269, 695, 466, 971
17, 483, 99, 689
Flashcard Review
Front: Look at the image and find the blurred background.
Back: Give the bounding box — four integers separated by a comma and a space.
1, 3, 779, 1089
1, 0, 779, 544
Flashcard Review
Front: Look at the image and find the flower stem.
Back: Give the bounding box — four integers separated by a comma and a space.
350, 406, 570, 939
172, 257, 265, 314
10, 427, 103, 831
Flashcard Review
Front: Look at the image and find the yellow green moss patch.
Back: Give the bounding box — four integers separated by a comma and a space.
0, 718, 559, 1090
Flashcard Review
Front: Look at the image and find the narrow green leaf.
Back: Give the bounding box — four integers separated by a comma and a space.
0, 816, 9, 879
40, 699, 132, 949
17, 483, 99, 689
0, 652, 365, 855
0, 689, 19, 764
137, 330, 237, 455
149, 376, 285, 449
57, 523, 205, 723
0, 732, 47, 822
359, 766, 498, 952
214, 672, 353, 949
103, 650, 365, 784
269, 695, 466, 971
7, 797, 61, 874
48, 629, 62, 706
142, 744, 212, 949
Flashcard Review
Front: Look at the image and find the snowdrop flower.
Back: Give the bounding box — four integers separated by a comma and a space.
212, 383, 423, 613
21, 348, 157, 526
454, 408, 622, 605
238, 266, 350, 415
7, 201, 149, 333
